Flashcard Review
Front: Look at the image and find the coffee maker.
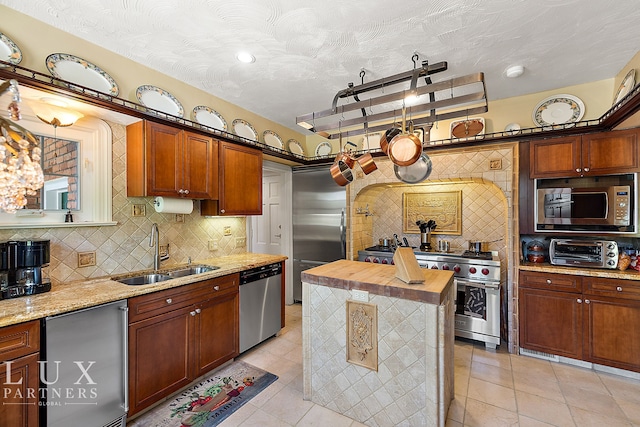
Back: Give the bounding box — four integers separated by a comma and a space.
0, 240, 51, 299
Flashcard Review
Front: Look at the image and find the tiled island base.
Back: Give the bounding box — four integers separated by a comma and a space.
301, 260, 455, 427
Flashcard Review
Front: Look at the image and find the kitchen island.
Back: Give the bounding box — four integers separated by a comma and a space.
301, 259, 455, 427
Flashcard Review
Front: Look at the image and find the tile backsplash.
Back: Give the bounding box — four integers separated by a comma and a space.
0, 120, 246, 284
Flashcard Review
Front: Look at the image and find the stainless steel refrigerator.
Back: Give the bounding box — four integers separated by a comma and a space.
292, 165, 346, 302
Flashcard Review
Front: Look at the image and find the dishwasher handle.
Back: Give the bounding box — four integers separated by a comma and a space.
240, 262, 282, 285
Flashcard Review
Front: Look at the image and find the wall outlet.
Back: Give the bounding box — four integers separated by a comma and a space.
223, 226, 232, 236
159, 244, 169, 257
208, 240, 218, 251
236, 237, 246, 247
352, 289, 369, 302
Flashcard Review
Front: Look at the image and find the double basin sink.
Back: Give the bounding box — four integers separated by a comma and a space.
115, 265, 219, 286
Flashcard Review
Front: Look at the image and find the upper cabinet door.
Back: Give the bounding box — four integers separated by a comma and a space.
206, 141, 262, 216
145, 121, 182, 197
183, 132, 219, 200
582, 128, 640, 176
530, 136, 581, 179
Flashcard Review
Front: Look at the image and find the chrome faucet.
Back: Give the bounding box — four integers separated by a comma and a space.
149, 223, 170, 270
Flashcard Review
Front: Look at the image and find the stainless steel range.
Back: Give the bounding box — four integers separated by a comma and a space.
358, 246, 502, 349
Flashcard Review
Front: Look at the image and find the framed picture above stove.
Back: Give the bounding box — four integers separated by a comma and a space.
403, 191, 462, 235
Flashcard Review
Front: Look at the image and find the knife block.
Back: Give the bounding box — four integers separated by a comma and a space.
393, 247, 425, 284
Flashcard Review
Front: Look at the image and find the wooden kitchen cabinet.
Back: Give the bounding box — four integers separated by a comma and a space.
530, 128, 640, 178
519, 288, 583, 359
128, 274, 239, 415
126, 120, 219, 199
201, 141, 263, 216
519, 271, 640, 372
0, 321, 40, 427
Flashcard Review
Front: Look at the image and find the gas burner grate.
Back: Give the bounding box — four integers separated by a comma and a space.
364, 245, 395, 253
461, 250, 493, 260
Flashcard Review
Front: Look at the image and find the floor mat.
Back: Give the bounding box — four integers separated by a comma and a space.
128, 360, 278, 427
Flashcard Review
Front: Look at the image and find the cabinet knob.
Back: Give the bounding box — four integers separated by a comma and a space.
546, 279, 552, 284
576, 168, 582, 173
617, 286, 623, 292
195, 308, 201, 314
577, 298, 582, 303
178, 189, 184, 194
190, 310, 196, 316
584, 167, 590, 172
585, 299, 591, 304
213, 285, 220, 291
220, 209, 226, 214
184, 189, 190, 195
166, 298, 172, 304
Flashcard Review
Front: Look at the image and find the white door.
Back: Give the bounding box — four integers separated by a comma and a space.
253, 172, 283, 254
249, 161, 293, 304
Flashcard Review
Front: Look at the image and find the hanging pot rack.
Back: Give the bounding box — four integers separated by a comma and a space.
296, 57, 488, 139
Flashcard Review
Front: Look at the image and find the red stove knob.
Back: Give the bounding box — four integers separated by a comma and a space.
390, 260, 395, 265
481, 268, 490, 276
453, 265, 461, 273
431, 265, 439, 269
372, 258, 380, 263
364, 257, 372, 262
381, 259, 388, 264
442, 264, 450, 270
469, 267, 477, 274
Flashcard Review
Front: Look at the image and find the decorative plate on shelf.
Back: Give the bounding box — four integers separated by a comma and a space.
532, 94, 584, 126
0, 32, 22, 67
613, 69, 636, 106
315, 141, 333, 156
450, 117, 485, 139
232, 119, 258, 141
505, 122, 521, 134
262, 130, 284, 149
192, 106, 227, 131
136, 85, 184, 117
287, 139, 305, 155
46, 53, 119, 96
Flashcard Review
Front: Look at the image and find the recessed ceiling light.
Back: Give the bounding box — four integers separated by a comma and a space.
236, 52, 255, 64
505, 65, 524, 78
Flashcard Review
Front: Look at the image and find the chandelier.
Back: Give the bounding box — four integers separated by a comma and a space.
0, 79, 44, 213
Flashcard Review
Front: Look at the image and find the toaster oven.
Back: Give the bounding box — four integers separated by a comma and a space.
549, 239, 618, 269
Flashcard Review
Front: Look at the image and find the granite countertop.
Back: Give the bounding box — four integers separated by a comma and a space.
519, 261, 640, 281
301, 259, 453, 305
0, 253, 286, 328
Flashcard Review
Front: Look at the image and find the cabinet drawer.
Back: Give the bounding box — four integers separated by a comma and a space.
129, 274, 239, 323
0, 320, 40, 360
520, 271, 582, 293
583, 277, 640, 301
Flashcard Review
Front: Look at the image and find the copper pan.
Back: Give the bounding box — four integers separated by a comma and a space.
379, 127, 401, 154
387, 107, 422, 167
356, 152, 377, 174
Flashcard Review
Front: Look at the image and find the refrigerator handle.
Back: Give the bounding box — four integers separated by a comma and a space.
340, 208, 346, 258
119, 305, 129, 412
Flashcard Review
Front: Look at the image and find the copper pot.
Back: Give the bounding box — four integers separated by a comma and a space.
387, 109, 422, 167
356, 152, 377, 175
330, 159, 353, 186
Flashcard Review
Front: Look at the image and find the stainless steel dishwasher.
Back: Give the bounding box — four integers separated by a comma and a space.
239, 262, 282, 353
42, 299, 128, 427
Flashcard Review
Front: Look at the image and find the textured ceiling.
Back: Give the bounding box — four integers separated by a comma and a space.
2, 0, 640, 133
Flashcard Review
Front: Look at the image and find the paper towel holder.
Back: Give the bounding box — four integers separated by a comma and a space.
153, 196, 194, 214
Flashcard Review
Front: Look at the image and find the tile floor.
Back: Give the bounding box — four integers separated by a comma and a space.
139, 304, 640, 426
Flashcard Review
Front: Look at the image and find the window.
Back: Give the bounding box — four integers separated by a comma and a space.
0, 115, 115, 228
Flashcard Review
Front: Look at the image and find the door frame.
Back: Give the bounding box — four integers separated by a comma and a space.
247, 160, 294, 304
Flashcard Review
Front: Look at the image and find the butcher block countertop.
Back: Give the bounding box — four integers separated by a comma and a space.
301, 259, 454, 305
0, 253, 286, 328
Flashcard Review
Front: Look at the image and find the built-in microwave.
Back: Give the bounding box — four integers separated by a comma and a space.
535, 173, 637, 234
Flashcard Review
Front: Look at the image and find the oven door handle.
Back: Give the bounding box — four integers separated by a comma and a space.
456, 279, 500, 290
